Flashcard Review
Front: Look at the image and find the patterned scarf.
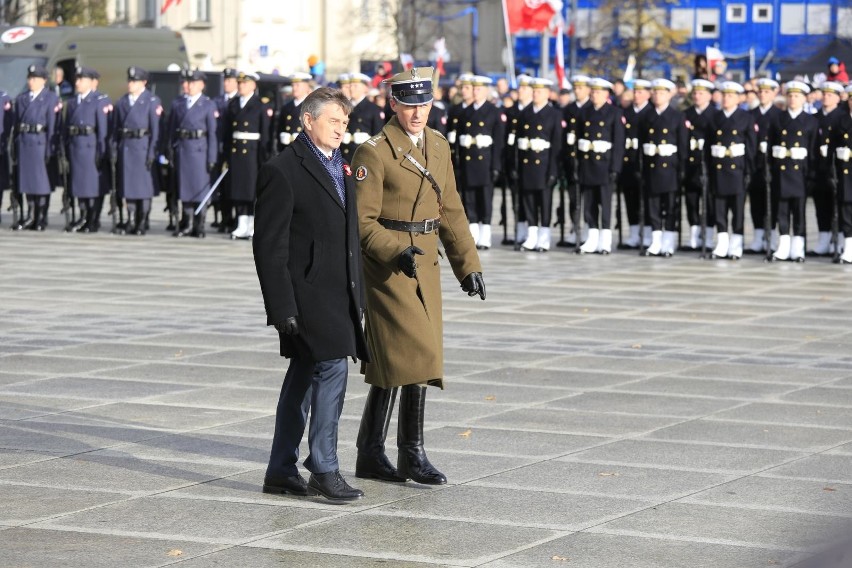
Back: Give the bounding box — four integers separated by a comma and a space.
298, 131, 346, 207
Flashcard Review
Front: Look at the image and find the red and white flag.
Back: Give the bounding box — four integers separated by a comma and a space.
505, 0, 563, 34
554, 20, 567, 88
161, 0, 182, 15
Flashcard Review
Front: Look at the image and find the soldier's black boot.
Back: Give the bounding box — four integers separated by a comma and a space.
126, 205, 137, 235
174, 208, 191, 237
397, 385, 447, 485
84, 202, 99, 233
14, 204, 34, 231
356, 386, 406, 482
34, 201, 48, 231
134, 208, 146, 236
191, 212, 206, 238
70, 201, 88, 232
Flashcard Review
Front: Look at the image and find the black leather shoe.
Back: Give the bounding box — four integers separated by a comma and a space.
308, 470, 364, 502
356, 453, 407, 482
262, 473, 309, 496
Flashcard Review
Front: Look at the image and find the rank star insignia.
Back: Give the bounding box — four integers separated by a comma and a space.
355, 165, 368, 181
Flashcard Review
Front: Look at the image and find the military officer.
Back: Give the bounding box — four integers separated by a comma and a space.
638, 79, 688, 257
340, 72, 384, 161
351, 67, 484, 486
276, 72, 313, 152
707, 81, 757, 260
619, 78, 652, 248
577, 78, 625, 254
166, 69, 219, 238
505, 74, 534, 246
769, 81, 819, 262
516, 78, 562, 252
682, 79, 718, 250
562, 74, 592, 244
456, 75, 505, 249
832, 84, 852, 264
61, 66, 108, 233
113, 66, 162, 236
224, 71, 272, 239
13, 64, 60, 231
212, 68, 239, 233
810, 81, 845, 256
747, 78, 783, 253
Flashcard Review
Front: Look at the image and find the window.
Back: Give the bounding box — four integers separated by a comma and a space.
807, 4, 831, 35
192, 0, 211, 23
114, 0, 128, 22
780, 3, 805, 34
753, 3, 773, 23
839, 8, 852, 39
727, 4, 746, 23
670, 8, 694, 37
695, 8, 719, 38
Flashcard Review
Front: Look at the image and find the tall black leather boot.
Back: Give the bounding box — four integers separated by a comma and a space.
191, 210, 206, 238
356, 386, 406, 482
15, 201, 35, 231
35, 200, 48, 231
397, 384, 446, 485
70, 200, 88, 232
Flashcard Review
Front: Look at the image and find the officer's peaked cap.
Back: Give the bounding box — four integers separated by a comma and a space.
385, 66, 435, 105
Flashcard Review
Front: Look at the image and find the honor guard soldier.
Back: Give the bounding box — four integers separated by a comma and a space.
682, 79, 718, 250
351, 66, 484, 487
167, 69, 219, 238
276, 72, 313, 152
562, 75, 592, 243
506, 74, 534, 245
619, 79, 652, 248
224, 71, 272, 239
707, 81, 757, 259
831, 84, 852, 264
113, 66, 162, 235
577, 78, 625, 254
769, 81, 819, 262
90, 73, 114, 232
638, 79, 688, 257
456, 75, 505, 249
517, 78, 562, 251
13, 64, 60, 231
747, 78, 783, 253
212, 68, 239, 233
0, 88, 11, 225
340, 72, 384, 161
446, 73, 474, 161
61, 66, 108, 233
810, 81, 845, 256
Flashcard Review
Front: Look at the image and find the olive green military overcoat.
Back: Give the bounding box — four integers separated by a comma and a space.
352, 115, 482, 389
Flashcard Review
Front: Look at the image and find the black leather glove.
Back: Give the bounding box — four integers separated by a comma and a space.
492, 169, 501, 184
461, 272, 486, 300
275, 316, 299, 335
145, 158, 153, 170
546, 175, 557, 188
207, 162, 216, 173
398, 246, 425, 278
609, 171, 618, 184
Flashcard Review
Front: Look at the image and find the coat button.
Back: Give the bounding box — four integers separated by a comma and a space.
349, 251, 353, 257
351, 282, 355, 289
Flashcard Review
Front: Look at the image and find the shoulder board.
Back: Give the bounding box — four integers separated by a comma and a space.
365, 133, 385, 147
429, 128, 447, 140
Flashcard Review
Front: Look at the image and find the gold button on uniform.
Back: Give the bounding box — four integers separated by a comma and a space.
537, 125, 543, 131
479, 121, 484, 127
523, 158, 528, 164
535, 159, 540, 164
585, 121, 591, 126
662, 128, 668, 134
599, 121, 604, 126
649, 128, 655, 134
732, 130, 737, 135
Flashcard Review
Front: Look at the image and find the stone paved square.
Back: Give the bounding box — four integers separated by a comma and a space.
1, 202, 852, 567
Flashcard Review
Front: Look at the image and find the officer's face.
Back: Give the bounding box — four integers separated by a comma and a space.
692, 88, 711, 108
340, 82, 351, 99
721, 91, 739, 111
350, 81, 367, 101
187, 79, 204, 97
786, 91, 805, 111
223, 77, 237, 94
181, 80, 190, 95
391, 99, 432, 135
472, 84, 488, 104
531, 86, 549, 107
127, 79, 146, 96
304, 103, 349, 153
822, 91, 840, 110
573, 84, 590, 101
633, 87, 650, 106
757, 88, 776, 107
237, 80, 255, 97
590, 88, 608, 107
293, 81, 311, 100
460, 83, 473, 103
517, 84, 533, 103
27, 76, 46, 92
75, 76, 93, 94
653, 88, 673, 107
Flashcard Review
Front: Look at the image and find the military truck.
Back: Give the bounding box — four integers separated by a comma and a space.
0, 25, 189, 99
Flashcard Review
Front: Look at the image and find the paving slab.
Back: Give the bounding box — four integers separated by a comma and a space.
167, 547, 450, 568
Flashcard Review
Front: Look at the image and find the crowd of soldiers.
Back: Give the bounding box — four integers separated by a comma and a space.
2, 63, 852, 264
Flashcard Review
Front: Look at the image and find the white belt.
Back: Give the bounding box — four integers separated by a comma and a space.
772, 146, 807, 160
710, 143, 745, 158
235, 131, 262, 141
517, 137, 550, 152
643, 143, 677, 157
474, 134, 493, 148
279, 132, 292, 145
625, 137, 639, 150
447, 131, 457, 144
566, 132, 576, 146
759, 141, 768, 154
689, 138, 705, 151
837, 147, 851, 162
507, 133, 516, 146
820, 144, 828, 158
353, 132, 370, 144
578, 139, 612, 153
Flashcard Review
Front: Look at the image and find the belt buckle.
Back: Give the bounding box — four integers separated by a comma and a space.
423, 219, 435, 234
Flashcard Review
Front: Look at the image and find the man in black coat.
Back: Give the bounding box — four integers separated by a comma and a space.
810, 81, 845, 256
253, 87, 369, 502
682, 79, 718, 250
747, 78, 783, 253
619, 79, 652, 248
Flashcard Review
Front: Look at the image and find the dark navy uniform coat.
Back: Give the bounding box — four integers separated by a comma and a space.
831, 112, 852, 202
638, 105, 688, 195
515, 104, 562, 191
15, 89, 60, 196
707, 109, 757, 197
63, 91, 109, 199
815, 106, 844, 182
767, 111, 819, 199
275, 99, 302, 152
683, 105, 718, 190
621, 103, 652, 180
561, 99, 592, 181
341, 97, 384, 161
167, 95, 218, 203
751, 105, 783, 177
456, 101, 506, 186
224, 94, 271, 203
113, 90, 162, 200
576, 103, 625, 186
427, 100, 447, 135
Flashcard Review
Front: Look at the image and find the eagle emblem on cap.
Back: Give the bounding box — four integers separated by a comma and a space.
410, 68, 419, 79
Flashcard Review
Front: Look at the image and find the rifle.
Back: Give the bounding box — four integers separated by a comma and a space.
555, 174, 568, 245
615, 173, 623, 247
763, 149, 773, 262
499, 174, 510, 245
58, 141, 72, 230
637, 150, 646, 256
108, 153, 119, 233
572, 153, 582, 254
699, 146, 709, 259
830, 150, 840, 263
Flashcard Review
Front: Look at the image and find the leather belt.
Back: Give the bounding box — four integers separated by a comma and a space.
68, 125, 95, 136
119, 128, 150, 139
19, 123, 46, 133
378, 217, 441, 234
178, 129, 207, 139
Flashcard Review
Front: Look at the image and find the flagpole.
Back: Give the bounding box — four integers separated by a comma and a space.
155, 0, 161, 28
501, 0, 517, 87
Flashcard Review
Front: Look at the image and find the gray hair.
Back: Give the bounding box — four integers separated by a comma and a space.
299, 87, 353, 127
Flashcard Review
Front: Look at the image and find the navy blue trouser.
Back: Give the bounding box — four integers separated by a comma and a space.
266, 357, 348, 477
